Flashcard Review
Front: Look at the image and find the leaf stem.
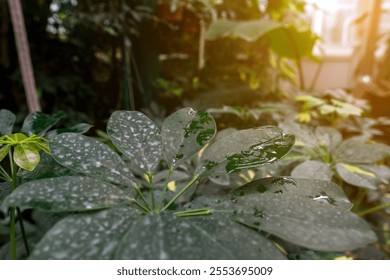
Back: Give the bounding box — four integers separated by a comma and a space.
146, 173, 155, 210
9, 151, 17, 260
357, 202, 390, 217
130, 199, 149, 214
174, 208, 212, 217
0, 165, 12, 181
134, 186, 151, 212
157, 167, 174, 211
161, 174, 200, 212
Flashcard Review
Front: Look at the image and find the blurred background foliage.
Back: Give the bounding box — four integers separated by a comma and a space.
0, 0, 321, 127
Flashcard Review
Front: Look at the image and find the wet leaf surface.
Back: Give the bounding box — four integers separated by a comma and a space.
227, 177, 376, 251
162, 108, 216, 168
196, 126, 294, 177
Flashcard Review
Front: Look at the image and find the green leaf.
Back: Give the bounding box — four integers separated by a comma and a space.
50, 133, 135, 186
46, 123, 93, 138
13, 143, 40, 171
334, 138, 390, 164
4, 176, 132, 212
21, 111, 65, 136
206, 19, 281, 42
291, 160, 333, 181
267, 26, 318, 59
196, 126, 294, 177
29, 207, 137, 259
0, 182, 12, 207
114, 213, 286, 260
0, 109, 15, 135
107, 111, 162, 174
228, 177, 376, 251
336, 163, 379, 189
0, 145, 10, 162
162, 108, 216, 168
314, 126, 342, 151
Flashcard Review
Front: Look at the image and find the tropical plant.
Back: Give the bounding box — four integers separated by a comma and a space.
0, 108, 92, 259
1, 108, 377, 259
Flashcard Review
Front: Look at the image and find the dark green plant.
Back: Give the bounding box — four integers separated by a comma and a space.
3, 108, 377, 259
0, 108, 92, 259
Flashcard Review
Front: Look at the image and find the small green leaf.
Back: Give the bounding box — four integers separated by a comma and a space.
196, 126, 294, 177
0, 145, 10, 162
4, 176, 133, 212
13, 143, 40, 171
21, 111, 65, 136
107, 111, 162, 174
336, 163, 379, 189
291, 160, 333, 181
9, 133, 27, 142
0, 182, 12, 207
0, 109, 15, 135
334, 138, 390, 164
162, 108, 216, 168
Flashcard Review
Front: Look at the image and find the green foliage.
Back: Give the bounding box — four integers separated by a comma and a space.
0, 109, 92, 259
3, 108, 377, 259
281, 123, 390, 190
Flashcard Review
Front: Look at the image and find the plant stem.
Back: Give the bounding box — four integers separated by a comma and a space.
9, 151, 17, 259
357, 202, 390, 217
16, 208, 29, 255
134, 186, 151, 212
130, 199, 149, 214
157, 167, 174, 211
146, 173, 155, 210
161, 175, 200, 212
174, 208, 212, 217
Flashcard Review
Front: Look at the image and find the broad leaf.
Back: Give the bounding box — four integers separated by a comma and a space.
267, 26, 318, 59
206, 19, 281, 42
195, 126, 294, 177
162, 108, 216, 168
291, 160, 333, 181
107, 111, 162, 174
334, 138, 390, 164
0, 182, 12, 207
114, 213, 286, 260
4, 176, 132, 212
46, 123, 93, 139
336, 163, 379, 189
29, 207, 137, 259
0, 145, 10, 162
13, 143, 40, 171
50, 133, 135, 186
0, 109, 15, 135
314, 126, 342, 151
21, 111, 65, 136
228, 177, 376, 251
